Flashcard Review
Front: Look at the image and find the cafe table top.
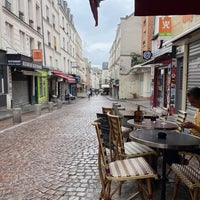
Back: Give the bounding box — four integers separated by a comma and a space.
127, 118, 178, 130
129, 129, 200, 150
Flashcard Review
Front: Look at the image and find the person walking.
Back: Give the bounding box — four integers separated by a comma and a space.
87, 89, 91, 100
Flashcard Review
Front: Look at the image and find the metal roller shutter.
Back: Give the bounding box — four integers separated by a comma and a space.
186, 40, 200, 119
12, 80, 29, 108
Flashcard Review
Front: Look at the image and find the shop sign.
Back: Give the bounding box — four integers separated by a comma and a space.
32, 49, 42, 62
159, 17, 172, 36
143, 51, 152, 60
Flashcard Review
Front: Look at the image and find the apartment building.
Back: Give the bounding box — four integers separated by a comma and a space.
0, 0, 45, 109
0, 0, 87, 110
108, 13, 143, 99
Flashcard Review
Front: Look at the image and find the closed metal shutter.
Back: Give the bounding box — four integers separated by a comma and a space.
186, 40, 200, 119
12, 72, 29, 108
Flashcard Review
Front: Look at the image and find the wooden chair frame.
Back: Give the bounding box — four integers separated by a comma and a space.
92, 120, 158, 200
107, 112, 157, 162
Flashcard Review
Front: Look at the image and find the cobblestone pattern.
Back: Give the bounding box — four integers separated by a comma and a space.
0, 96, 191, 200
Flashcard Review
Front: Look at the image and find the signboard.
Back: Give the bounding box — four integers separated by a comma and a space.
159, 17, 172, 36
143, 51, 152, 60
32, 49, 42, 62
169, 59, 177, 114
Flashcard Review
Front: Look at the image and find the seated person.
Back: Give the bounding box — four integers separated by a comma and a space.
183, 87, 200, 137
166, 87, 200, 165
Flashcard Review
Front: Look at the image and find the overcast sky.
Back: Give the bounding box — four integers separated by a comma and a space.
67, 0, 134, 68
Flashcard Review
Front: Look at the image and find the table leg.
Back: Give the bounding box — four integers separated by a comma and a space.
161, 149, 167, 200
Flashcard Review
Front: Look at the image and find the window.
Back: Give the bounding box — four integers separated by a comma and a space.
19, 31, 25, 51
36, 3, 41, 30
28, 0, 33, 23
5, 0, 11, 11
50, 56, 53, 66
47, 31, 51, 46
19, 11, 24, 20
52, 14, 55, 28
62, 16, 64, 28
46, 6, 49, 22
6, 22, 13, 46
29, 37, 34, 55
37, 41, 42, 50
64, 57, 66, 71
63, 37, 65, 49
53, 36, 56, 50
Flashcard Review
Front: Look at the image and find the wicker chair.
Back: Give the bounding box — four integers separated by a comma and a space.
171, 152, 200, 200
92, 120, 158, 200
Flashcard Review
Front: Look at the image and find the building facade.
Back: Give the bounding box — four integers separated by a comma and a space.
0, 0, 45, 109
0, 0, 88, 110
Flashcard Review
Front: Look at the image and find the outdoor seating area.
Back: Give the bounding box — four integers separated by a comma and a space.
92, 120, 158, 200
93, 103, 200, 200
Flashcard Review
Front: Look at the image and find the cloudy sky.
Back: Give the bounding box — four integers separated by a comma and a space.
67, 0, 134, 68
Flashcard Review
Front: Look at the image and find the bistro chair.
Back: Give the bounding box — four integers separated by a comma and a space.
96, 113, 112, 150
102, 107, 132, 141
107, 112, 157, 161
92, 120, 158, 200
171, 152, 200, 200
175, 110, 187, 132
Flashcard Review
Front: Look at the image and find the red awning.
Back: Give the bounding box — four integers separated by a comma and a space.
52, 71, 76, 83
134, 0, 200, 16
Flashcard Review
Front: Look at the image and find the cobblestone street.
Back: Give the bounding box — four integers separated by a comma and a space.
0, 96, 191, 200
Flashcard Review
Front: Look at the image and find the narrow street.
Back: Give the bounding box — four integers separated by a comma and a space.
0, 96, 190, 200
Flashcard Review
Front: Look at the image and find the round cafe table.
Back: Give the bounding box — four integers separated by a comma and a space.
129, 129, 200, 200
127, 118, 178, 130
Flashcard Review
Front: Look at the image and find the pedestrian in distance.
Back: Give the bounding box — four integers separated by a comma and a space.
87, 89, 91, 100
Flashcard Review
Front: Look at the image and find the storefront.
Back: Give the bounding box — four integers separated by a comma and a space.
7, 54, 43, 108
50, 71, 76, 101
150, 50, 177, 114
169, 24, 200, 119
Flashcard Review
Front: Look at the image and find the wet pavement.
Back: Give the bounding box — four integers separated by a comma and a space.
0, 96, 192, 200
